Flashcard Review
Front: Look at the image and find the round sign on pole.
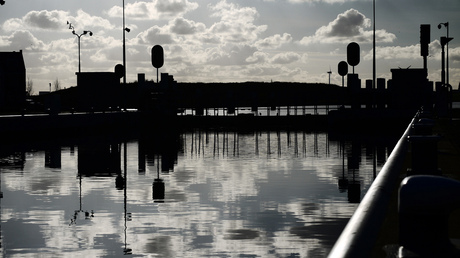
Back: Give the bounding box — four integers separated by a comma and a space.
151, 45, 164, 69
338, 61, 348, 77
347, 42, 360, 67
115, 64, 124, 78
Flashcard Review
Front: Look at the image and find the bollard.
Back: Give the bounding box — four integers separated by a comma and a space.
407, 135, 441, 176
399, 176, 460, 257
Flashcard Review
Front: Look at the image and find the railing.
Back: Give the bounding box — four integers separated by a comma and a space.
177, 105, 342, 116
328, 113, 417, 258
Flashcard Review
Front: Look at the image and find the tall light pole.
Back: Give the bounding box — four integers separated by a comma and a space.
372, 0, 376, 91
438, 22, 450, 86
122, 0, 130, 85
67, 22, 93, 73
123, 0, 126, 85
440, 36, 453, 87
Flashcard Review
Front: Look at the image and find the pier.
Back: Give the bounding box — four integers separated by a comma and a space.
329, 108, 460, 257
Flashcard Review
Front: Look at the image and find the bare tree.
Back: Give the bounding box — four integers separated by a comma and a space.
54, 78, 61, 91
26, 77, 34, 96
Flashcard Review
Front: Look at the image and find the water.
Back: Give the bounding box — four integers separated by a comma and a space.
0, 129, 395, 257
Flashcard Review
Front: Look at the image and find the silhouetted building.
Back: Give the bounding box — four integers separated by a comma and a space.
388, 68, 432, 111
77, 72, 121, 111
0, 50, 26, 111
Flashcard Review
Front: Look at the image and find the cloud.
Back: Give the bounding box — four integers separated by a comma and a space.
169, 17, 205, 35
3, 10, 69, 32
156, 0, 198, 14
450, 46, 460, 63
72, 10, 114, 30
288, 0, 357, 3
255, 33, 293, 49
206, 44, 258, 66
2, 9, 114, 32
107, 0, 198, 20
0, 30, 47, 51
135, 26, 175, 45
39, 52, 71, 66
362, 40, 443, 61
23, 10, 69, 30
208, 0, 267, 43
270, 52, 301, 64
245, 51, 268, 63
299, 8, 395, 44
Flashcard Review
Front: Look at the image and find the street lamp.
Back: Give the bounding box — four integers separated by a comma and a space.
122, 0, 131, 85
438, 22, 450, 86
122, 0, 131, 110
67, 21, 93, 74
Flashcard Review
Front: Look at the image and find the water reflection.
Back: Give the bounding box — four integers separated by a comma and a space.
0, 129, 396, 257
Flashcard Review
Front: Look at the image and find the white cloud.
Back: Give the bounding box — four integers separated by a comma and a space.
365, 45, 419, 61
208, 0, 267, 43
135, 26, 175, 45
245, 51, 268, 63
39, 52, 71, 66
241, 65, 281, 78
23, 10, 69, 30
2, 18, 23, 32
205, 44, 258, 66
2, 9, 114, 32
3, 10, 69, 32
72, 10, 114, 31
270, 52, 301, 64
288, 0, 357, 3
450, 46, 460, 64
0, 30, 47, 51
107, 0, 199, 20
255, 33, 292, 49
299, 8, 395, 45
362, 40, 446, 61
169, 17, 205, 35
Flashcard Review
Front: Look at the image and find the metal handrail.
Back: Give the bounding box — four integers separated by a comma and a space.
328, 114, 417, 258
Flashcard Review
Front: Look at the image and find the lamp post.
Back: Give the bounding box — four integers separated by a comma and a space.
122, 0, 130, 85
123, 0, 126, 85
122, 0, 131, 110
438, 22, 450, 86
67, 22, 93, 74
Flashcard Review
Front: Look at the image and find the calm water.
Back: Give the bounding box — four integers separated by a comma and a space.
0, 129, 395, 257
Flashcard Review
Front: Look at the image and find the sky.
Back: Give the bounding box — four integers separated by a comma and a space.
0, 0, 459, 93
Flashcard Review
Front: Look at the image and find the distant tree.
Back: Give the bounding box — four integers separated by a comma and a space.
54, 78, 61, 91
26, 77, 34, 96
